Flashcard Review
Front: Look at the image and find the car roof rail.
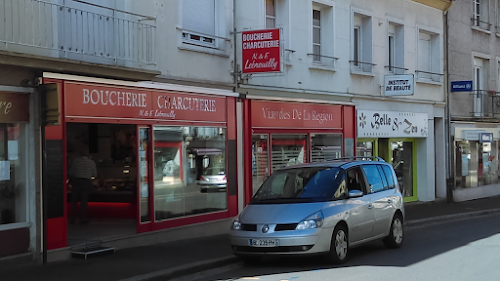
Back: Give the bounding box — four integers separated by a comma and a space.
332, 156, 386, 162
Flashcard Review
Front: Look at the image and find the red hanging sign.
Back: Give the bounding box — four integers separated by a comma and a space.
242, 28, 281, 74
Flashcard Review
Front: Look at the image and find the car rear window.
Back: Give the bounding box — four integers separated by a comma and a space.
252, 167, 340, 203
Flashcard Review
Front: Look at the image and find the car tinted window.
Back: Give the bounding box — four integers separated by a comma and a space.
377, 165, 388, 188
346, 167, 367, 194
381, 165, 396, 189
253, 167, 340, 202
361, 165, 385, 193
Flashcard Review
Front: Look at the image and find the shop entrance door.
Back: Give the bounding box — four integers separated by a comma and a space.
390, 140, 417, 201
137, 126, 153, 232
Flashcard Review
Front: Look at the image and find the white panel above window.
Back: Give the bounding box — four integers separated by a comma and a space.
182, 0, 216, 36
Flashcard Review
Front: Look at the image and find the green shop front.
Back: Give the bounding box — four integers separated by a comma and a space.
357, 110, 429, 203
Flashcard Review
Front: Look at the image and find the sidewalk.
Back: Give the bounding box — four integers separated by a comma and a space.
1, 195, 500, 281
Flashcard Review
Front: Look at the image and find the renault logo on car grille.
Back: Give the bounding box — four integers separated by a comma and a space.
262, 224, 269, 233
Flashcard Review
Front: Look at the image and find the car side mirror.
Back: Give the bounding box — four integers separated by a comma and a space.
348, 190, 363, 198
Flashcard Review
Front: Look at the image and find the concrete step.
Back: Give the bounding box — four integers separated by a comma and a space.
70, 240, 115, 259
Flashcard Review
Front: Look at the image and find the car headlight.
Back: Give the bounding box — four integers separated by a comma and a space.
231, 217, 241, 230
296, 211, 324, 230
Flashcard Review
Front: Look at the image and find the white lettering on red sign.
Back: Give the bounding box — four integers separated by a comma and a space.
242, 29, 281, 74
82, 89, 147, 107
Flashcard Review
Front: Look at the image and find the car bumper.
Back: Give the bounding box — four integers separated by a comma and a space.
199, 183, 227, 191
229, 228, 332, 256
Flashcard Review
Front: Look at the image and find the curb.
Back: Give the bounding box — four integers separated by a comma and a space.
405, 208, 500, 228
119, 255, 240, 281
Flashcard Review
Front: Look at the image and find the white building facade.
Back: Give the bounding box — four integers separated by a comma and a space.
234, 0, 450, 204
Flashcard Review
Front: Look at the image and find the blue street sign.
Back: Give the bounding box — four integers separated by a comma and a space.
451, 81, 473, 92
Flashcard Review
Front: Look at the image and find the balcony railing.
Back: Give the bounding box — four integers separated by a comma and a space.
451, 90, 500, 119
0, 0, 156, 69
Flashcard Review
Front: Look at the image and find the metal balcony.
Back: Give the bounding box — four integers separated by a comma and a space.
0, 0, 156, 70
411, 0, 453, 11
451, 90, 500, 120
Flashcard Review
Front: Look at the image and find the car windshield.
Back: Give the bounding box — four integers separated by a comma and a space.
252, 167, 340, 203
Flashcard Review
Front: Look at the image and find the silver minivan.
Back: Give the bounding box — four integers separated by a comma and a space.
229, 157, 404, 264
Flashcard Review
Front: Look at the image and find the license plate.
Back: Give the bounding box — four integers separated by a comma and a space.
249, 239, 279, 247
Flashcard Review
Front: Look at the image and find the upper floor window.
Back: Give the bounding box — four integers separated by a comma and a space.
182, 0, 217, 48
473, 57, 489, 116
312, 8, 321, 62
472, 0, 490, 30
416, 29, 442, 83
387, 22, 405, 74
309, 3, 335, 68
266, 0, 276, 28
497, 0, 500, 33
351, 12, 373, 74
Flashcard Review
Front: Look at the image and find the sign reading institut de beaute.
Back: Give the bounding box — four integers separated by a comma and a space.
64, 82, 226, 122
241, 28, 281, 74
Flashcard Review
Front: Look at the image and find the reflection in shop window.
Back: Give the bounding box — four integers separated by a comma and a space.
357, 141, 373, 157
456, 140, 499, 189
0, 124, 26, 225
252, 135, 269, 195
271, 134, 307, 173
153, 126, 227, 221
311, 134, 342, 162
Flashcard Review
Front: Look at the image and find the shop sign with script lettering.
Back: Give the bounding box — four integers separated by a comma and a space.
357, 110, 428, 138
0, 92, 29, 123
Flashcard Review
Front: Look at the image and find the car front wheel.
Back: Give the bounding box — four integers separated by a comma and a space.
383, 213, 403, 248
327, 224, 348, 264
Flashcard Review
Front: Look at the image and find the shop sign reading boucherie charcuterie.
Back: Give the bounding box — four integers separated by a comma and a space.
242, 28, 281, 74
64, 82, 226, 122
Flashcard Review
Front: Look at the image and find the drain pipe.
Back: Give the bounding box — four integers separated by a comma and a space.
444, 2, 454, 203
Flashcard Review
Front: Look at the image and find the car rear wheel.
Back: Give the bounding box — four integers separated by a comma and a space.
383, 213, 403, 249
327, 224, 348, 264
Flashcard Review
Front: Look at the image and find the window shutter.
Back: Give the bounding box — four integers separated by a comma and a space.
182, 0, 216, 36
418, 32, 431, 73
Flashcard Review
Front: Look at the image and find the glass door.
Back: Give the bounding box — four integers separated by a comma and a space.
137, 126, 152, 231
390, 140, 417, 201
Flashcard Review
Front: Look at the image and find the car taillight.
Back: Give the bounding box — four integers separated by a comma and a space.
200, 176, 206, 181
223, 175, 227, 180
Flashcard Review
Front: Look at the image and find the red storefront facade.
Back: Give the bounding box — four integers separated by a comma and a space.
42, 74, 238, 250
243, 99, 356, 204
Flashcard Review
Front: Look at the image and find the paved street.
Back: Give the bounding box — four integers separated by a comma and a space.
168, 213, 500, 281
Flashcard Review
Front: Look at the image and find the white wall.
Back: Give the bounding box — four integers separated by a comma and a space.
126, 0, 235, 86
235, 0, 445, 103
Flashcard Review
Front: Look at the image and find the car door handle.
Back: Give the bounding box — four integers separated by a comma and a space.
367, 204, 373, 209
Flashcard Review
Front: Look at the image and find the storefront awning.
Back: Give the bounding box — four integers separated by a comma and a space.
190, 148, 222, 155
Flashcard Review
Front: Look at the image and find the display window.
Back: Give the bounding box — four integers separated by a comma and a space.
0, 124, 26, 225
153, 126, 227, 221
271, 134, 307, 173
455, 140, 499, 189
356, 140, 376, 157
311, 134, 343, 162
